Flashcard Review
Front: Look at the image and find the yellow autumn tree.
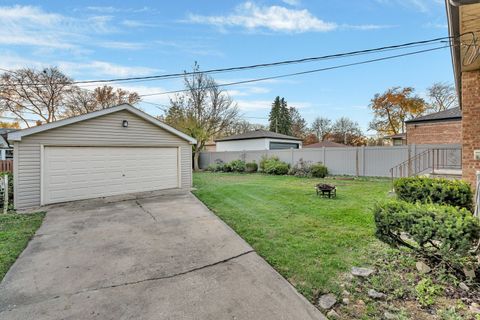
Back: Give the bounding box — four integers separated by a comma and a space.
368, 87, 427, 135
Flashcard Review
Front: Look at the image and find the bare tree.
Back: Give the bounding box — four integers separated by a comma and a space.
63, 87, 97, 118
427, 82, 458, 112
164, 63, 239, 170
0, 67, 72, 127
311, 117, 332, 141
290, 107, 307, 138
92, 86, 141, 110
64, 85, 141, 117
222, 120, 266, 136
331, 117, 364, 145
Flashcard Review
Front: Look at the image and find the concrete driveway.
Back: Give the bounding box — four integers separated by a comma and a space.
0, 192, 326, 320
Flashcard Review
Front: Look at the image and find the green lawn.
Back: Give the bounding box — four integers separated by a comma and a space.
193, 172, 391, 302
0, 212, 45, 280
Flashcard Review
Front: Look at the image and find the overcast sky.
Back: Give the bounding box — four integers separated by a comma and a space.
0, 0, 452, 133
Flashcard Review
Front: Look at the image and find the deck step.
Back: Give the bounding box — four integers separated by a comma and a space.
425, 169, 463, 180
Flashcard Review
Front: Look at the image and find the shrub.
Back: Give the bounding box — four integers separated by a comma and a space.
245, 162, 258, 173
394, 177, 473, 211
311, 163, 328, 178
288, 158, 312, 177
206, 159, 225, 172
259, 155, 279, 172
0, 171, 13, 211
264, 159, 289, 175
373, 200, 480, 273
415, 278, 443, 307
227, 160, 246, 173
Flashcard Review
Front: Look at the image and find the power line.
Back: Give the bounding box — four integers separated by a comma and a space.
74, 38, 452, 86
0, 35, 459, 87
0, 115, 37, 122
138, 45, 449, 98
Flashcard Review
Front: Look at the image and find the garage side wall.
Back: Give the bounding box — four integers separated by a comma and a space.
14, 110, 192, 209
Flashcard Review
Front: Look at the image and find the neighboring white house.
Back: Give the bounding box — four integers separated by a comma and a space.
0, 129, 16, 160
215, 129, 302, 152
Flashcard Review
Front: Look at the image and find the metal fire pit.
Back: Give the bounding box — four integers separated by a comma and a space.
316, 183, 336, 198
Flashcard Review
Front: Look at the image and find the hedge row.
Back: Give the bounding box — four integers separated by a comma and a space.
394, 177, 473, 211
206, 156, 328, 177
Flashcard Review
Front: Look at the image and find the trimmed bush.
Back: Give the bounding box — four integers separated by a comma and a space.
288, 158, 312, 177
373, 200, 480, 272
227, 160, 246, 173
0, 172, 13, 211
245, 162, 258, 173
311, 164, 328, 178
394, 177, 473, 211
264, 159, 289, 175
206, 159, 225, 172
259, 155, 279, 172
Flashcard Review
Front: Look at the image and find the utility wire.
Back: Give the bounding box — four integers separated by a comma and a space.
75, 39, 452, 87
138, 45, 450, 98
0, 115, 37, 122
0, 35, 458, 87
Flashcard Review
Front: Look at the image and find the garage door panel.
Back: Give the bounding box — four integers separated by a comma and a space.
44, 147, 179, 204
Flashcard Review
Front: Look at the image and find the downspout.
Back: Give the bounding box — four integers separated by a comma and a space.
476, 171, 480, 218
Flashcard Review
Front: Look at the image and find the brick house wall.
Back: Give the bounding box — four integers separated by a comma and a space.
461, 69, 480, 189
406, 121, 462, 145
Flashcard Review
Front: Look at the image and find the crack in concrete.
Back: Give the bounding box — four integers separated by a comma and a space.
80, 249, 255, 294
135, 200, 157, 222
0, 250, 256, 314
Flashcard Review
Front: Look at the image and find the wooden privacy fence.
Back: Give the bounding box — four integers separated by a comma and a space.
199, 144, 462, 178
0, 160, 13, 173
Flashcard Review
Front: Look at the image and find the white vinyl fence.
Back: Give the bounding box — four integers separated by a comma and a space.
199, 144, 461, 178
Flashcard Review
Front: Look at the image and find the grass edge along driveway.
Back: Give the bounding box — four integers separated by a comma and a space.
0, 212, 45, 280
193, 172, 390, 302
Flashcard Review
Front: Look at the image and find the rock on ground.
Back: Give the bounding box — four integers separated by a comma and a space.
367, 289, 386, 299
470, 303, 480, 314
318, 293, 337, 310
351, 267, 374, 277
415, 261, 431, 274
326, 309, 340, 319
384, 311, 397, 319
459, 282, 469, 291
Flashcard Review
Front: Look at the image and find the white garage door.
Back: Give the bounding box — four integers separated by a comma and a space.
43, 146, 179, 204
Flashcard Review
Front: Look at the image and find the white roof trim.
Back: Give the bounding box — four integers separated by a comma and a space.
7, 104, 197, 144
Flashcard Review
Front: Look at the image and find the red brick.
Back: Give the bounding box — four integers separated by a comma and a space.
406, 121, 461, 145
461, 70, 480, 190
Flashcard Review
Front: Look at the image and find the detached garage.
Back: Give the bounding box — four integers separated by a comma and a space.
8, 104, 196, 210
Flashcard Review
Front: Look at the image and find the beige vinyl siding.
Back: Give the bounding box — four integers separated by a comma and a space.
15, 110, 192, 209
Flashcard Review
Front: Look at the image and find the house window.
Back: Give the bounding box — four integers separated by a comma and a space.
393, 139, 404, 146
269, 142, 299, 150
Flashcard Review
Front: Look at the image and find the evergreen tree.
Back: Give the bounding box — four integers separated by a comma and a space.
269, 96, 292, 135
269, 96, 281, 133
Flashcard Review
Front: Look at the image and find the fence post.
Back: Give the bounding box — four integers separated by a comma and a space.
322, 147, 326, 165
355, 148, 359, 177
3, 174, 8, 214
362, 146, 366, 176
291, 148, 294, 166
407, 145, 412, 176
